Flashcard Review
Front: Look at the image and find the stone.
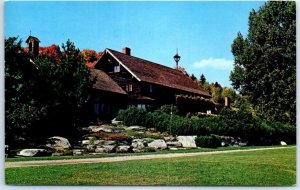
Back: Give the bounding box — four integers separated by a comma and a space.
103, 140, 117, 145
95, 147, 105, 153
125, 126, 146, 131
103, 145, 116, 153
94, 140, 104, 145
17, 149, 49, 157
176, 136, 197, 148
132, 148, 143, 153
166, 141, 182, 148
82, 140, 90, 145
102, 128, 113, 133
169, 147, 178, 151
73, 149, 85, 156
46, 136, 71, 149
280, 141, 287, 146
112, 118, 123, 125
88, 125, 102, 133
86, 145, 96, 152
131, 139, 145, 149
148, 139, 167, 149
116, 145, 131, 153
164, 136, 175, 142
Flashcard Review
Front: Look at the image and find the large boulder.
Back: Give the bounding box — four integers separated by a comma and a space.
46, 136, 71, 149
131, 139, 145, 149
148, 139, 167, 149
17, 149, 49, 157
103, 145, 116, 153
176, 136, 197, 148
112, 118, 123, 125
116, 145, 131, 153
166, 141, 182, 148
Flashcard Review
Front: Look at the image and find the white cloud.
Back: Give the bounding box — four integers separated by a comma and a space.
192, 58, 234, 70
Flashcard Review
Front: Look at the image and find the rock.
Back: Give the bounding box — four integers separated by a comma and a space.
280, 141, 287, 146
46, 136, 71, 149
102, 128, 113, 133
88, 125, 102, 133
176, 136, 197, 148
103, 140, 117, 145
131, 139, 145, 149
238, 142, 248, 146
116, 145, 131, 153
164, 136, 175, 142
144, 147, 156, 152
125, 126, 146, 131
73, 149, 85, 156
148, 139, 167, 149
82, 140, 90, 145
169, 147, 178, 151
94, 140, 104, 145
17, 149, 49, 157
103, 145, 116, 153
95, 147, 105, 153
221, 142, 226, 147
132, 148, 143, 153
86, 145, 96, 152
112, 118, 123, 125
166, 141, 182, 148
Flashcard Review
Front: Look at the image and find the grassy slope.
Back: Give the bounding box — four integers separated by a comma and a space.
5, 147, 296, 186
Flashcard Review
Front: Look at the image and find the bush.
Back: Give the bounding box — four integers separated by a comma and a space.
117, 106, 147, 126
195, 135, 221, 148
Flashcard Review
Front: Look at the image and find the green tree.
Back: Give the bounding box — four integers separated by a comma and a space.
5, 37, 94, 147
200, 74, 206, 84
230, 1, 296, 124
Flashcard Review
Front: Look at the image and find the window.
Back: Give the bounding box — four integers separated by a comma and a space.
126, 84, 133, 92
149, 85, 153, 93
137, 104, 146, 110
114, 65, 120, 73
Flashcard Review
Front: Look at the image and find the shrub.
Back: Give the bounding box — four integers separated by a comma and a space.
195, 135, 221, 148
117, 107, 147, 126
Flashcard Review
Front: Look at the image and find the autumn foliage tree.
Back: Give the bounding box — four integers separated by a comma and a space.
230, 1, 296, 124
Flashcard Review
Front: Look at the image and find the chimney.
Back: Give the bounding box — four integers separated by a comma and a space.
122, 47, 131, 56
224, 96, 230, 108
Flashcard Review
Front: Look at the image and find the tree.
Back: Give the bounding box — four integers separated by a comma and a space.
190, 74, 197, 81
5, 37, 94, 147
221, 87, 236, 104
230, 1, 296, 124
200, 74, 206, 84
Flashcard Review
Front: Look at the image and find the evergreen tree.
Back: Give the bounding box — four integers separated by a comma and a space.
200, 74, 206, 84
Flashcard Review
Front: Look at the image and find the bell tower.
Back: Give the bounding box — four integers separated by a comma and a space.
26, 35, 40, 57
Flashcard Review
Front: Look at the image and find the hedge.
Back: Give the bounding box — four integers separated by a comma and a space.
117, 106, 296, 145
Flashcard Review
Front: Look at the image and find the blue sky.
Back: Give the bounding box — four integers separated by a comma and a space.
5, 1, 265, 87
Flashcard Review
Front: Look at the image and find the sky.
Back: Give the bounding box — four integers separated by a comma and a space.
5, 1, 265, 87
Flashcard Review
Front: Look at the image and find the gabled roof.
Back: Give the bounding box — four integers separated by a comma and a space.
90, 69, 127, 95
25, 36, 40, 43
104, 49, 211, 97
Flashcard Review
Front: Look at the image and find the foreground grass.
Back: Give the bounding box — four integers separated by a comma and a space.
5, 145, 289, 162
5, 147, 296, 186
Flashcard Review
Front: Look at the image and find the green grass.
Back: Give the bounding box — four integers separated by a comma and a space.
6, 145, 287, 162
5, 147, 296, 186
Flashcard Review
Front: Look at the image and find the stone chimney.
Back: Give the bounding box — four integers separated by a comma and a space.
122, 47, 131, 56
224, 96, 230, 108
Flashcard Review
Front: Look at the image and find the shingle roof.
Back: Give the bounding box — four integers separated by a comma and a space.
106, 49, 211, 97
90, 69, 127, 95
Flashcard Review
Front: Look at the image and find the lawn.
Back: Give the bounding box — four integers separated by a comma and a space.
5, 147, 296, 186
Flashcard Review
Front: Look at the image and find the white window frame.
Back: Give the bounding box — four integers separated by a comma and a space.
114, 65, 120, 73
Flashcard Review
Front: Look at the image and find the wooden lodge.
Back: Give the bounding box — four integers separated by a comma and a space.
90, 47, 216, 119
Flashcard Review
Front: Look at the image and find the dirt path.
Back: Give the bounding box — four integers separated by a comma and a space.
5, 146, 295, 168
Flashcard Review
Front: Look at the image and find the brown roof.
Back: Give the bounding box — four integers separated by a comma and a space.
25, 36, 40, 43
106, 49, 211, 97
90, 69, 127, 95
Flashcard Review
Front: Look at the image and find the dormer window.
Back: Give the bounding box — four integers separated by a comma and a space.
114, 65, 120, 73
126, 84, 133, 92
